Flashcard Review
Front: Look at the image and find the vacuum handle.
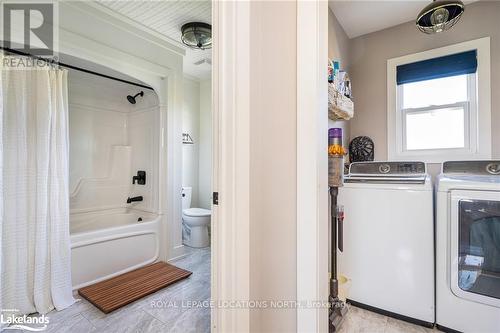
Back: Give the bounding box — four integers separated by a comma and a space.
337, 205, 344, 252
338, 218, 343, 252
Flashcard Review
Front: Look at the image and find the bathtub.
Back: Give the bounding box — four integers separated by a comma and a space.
70, 208, 161, 289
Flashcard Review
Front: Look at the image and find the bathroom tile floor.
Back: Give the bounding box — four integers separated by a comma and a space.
23, 247, 211, 333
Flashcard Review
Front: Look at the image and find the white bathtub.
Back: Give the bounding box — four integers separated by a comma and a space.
70, 208, 161, 289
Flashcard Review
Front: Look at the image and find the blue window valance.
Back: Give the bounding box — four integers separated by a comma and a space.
396, 50, 477, 85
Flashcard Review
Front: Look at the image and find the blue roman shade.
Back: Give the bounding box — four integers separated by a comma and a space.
396, 50, 477, 85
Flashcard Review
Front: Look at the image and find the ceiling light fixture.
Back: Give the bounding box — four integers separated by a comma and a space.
181, 22, 212, 50
416, 0, 465, 34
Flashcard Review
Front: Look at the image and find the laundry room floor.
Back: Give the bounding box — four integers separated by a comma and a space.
339, 305, 439, 333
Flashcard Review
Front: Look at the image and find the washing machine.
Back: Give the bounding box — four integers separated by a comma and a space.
338, 161, 434, 326
436, 161, 500, 333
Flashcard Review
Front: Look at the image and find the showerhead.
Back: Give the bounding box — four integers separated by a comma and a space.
127, 91, 144, 104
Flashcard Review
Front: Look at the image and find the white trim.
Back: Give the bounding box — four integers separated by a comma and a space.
297, 1, 329, 332
387, 37, 491, 163
73, 1, 186, 56
211, 1, 250, 332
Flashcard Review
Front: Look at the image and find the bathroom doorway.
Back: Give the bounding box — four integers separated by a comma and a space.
181, 77, 212, 250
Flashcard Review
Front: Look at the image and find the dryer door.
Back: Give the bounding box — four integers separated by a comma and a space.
450, 190, 500, 307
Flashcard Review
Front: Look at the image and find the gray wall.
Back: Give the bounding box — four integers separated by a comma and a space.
348, 1, 500, 166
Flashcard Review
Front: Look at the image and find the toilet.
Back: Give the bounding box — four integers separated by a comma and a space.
182, 187, 211, 248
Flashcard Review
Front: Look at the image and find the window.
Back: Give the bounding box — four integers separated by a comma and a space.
400, 73, 473, 151
387, 38, 491, 162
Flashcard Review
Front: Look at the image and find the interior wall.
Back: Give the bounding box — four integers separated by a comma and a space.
348, 1, 500, 167
328, 8, 352, 147
128, 103, 161, 212
198, 79, 212, 209
182, 77, 212, 210
249, 1, 297, 331
182, 78, 201, 208
68, 70, 159, 213
68, 72, 128, 195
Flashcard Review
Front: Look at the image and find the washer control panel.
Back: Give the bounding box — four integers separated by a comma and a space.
349, 162, 426, 175
443, 161, 500, 176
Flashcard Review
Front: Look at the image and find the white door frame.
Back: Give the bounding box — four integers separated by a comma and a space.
296, 1, 329, 332
211, 1, 328, 331
211, 1, 251, 332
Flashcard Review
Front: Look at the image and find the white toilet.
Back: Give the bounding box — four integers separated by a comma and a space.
182, 187, 211, 248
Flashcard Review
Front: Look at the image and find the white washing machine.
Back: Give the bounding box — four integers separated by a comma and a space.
436, 161, 500, 333
338, 161, 434, 326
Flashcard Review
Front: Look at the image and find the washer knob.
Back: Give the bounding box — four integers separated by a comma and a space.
379, 164, 391, 174
486, 163, 500, 175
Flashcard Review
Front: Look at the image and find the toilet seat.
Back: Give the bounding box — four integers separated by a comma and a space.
183, 208, 211, 217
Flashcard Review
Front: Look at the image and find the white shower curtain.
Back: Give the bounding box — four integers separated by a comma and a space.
0, 57, 75, 317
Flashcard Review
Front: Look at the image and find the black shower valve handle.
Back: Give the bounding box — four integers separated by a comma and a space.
132, 171, 146, 185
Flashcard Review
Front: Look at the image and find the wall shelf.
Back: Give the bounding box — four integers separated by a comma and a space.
328, 83, 353, 121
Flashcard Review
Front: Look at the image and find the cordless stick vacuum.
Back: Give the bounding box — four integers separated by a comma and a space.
328, 128, 348, 332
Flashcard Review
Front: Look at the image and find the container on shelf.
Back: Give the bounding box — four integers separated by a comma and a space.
328, 83, 353, 120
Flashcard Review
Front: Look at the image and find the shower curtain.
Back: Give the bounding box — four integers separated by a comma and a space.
0, 57, 75, 318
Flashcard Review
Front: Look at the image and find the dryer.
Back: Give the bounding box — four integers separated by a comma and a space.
436, 161, 500, 333
338, 161, 435, 326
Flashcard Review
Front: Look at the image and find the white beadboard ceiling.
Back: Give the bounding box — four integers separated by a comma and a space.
329, 0, 479, 39
95, 0, 211, 80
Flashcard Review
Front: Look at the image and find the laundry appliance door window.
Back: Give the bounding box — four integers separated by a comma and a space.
450, 190, 500, 307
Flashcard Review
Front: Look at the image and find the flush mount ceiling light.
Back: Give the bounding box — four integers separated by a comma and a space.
181, 22, 212, 50
416, 0, 465, 34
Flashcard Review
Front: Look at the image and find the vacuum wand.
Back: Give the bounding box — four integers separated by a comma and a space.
330, 187, 339, 297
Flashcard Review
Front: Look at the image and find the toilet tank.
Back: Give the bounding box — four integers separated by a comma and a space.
182, 187, 192, 210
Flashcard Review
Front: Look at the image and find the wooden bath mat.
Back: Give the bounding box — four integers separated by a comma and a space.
78, 262, 192, 313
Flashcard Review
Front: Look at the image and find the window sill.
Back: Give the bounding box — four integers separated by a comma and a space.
389, 150, 491, 164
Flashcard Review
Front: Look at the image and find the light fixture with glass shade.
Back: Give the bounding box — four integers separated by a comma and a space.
181, 22, 212, 50
416, 0, 465, 34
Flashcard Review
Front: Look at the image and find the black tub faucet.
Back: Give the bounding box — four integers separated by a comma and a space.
127, 196, 143, 204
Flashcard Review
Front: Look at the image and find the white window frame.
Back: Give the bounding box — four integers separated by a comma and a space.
387, 37, 491, 162
398, 73, 476, 155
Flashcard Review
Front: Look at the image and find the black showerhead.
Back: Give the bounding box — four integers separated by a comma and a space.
127, 91, 144, 104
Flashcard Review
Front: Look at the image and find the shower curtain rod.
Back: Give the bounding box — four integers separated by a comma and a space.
1, 47, 154, 91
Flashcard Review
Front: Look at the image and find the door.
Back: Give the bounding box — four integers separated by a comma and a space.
450, 190, 500, 307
